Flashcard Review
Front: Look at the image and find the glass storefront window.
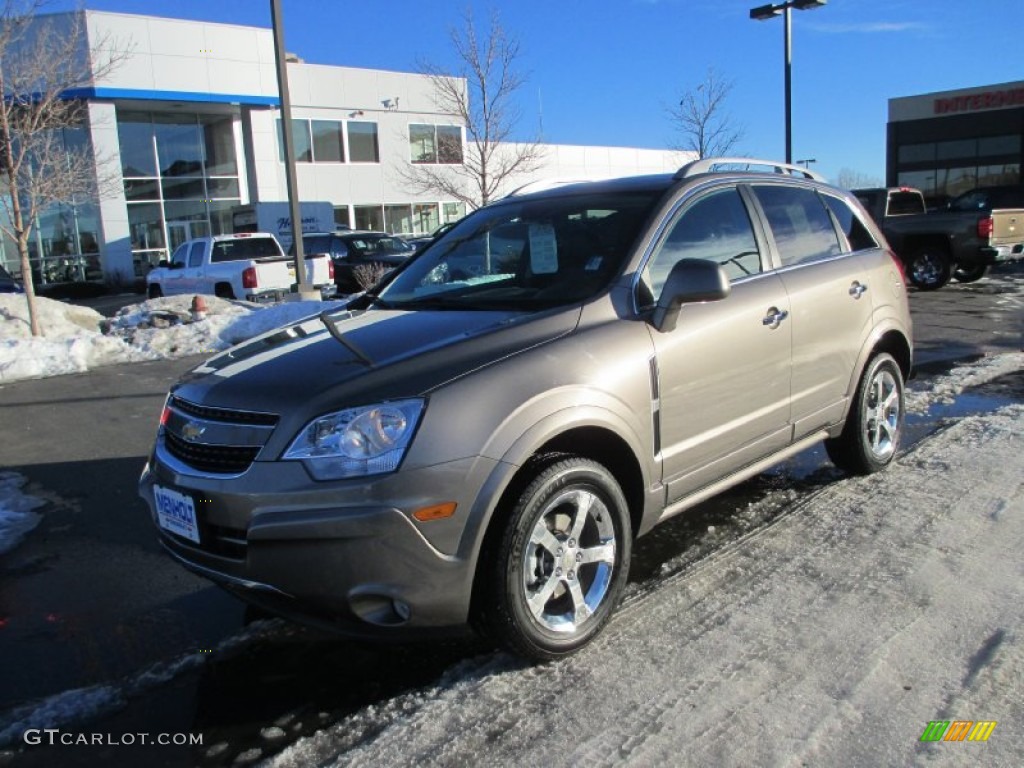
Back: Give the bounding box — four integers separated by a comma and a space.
117, 107, 242, 277
155, 114, 204, 176
354, 205, 384, 231
334, 206, 351, 229
127, 202, 166, 257
384, 204, 413, 234
207, 178, 240, 198
978, 135, 1021, 156
208, 201, 239, 236
200, 114, 238, 175
898, 143, 935, 164
977, 163, 1021, 186
124, 178, 160, 201
409, 124, 436, 164
443, 202, 466, 224
413, 203, 439, 234
311, 120, 344, 162
936, 139, 977, 161
437, 126, 463, 164
161, 177, 206, 200
348, 122, 379, 163
277, 118, 312, 162
118, 113, 157, 177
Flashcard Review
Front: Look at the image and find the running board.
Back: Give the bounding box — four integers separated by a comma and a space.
657, 431, 829, 524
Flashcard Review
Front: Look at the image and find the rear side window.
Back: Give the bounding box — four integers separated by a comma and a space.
823, 194, 878, 252
644, 187, 762, 298
211, 237, 282, 262
753, 185, 842, 268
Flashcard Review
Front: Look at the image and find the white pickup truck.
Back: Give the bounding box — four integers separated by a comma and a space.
146, 233, 335, 302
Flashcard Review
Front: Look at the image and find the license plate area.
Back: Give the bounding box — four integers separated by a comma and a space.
153, 484, 200, 544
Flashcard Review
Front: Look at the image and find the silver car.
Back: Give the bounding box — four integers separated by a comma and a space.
139, 159, 912, 660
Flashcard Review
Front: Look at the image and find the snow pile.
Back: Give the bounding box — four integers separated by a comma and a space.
906, 350, 1024, 413
0, 294, 348, 383
0, 472, 45, 555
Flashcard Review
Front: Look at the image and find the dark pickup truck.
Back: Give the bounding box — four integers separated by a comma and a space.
853, 185, 1024, 290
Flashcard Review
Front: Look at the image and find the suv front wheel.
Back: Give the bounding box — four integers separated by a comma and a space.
481, 457, 632, 661
826, 353, 904, 475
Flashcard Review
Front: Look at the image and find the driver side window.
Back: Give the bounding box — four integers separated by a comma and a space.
643, 187, 761, 302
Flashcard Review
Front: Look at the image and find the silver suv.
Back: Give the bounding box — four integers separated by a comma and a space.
139, 159, 912, 660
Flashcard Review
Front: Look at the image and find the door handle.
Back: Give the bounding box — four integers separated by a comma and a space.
849, 281, 868, 299
762, 307, 789, 328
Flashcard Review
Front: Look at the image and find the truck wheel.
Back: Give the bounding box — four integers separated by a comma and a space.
826, 353, 904, 475
905, 247, 951, 290
147, 284, 162, 299
953, 263, 988, 283
480, 457, 631, 661
214, 284, 235, 299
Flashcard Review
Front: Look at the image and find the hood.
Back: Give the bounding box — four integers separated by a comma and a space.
173, 306, 579, 416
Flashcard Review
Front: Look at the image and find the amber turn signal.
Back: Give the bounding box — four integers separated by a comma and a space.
412, 502, 457, 522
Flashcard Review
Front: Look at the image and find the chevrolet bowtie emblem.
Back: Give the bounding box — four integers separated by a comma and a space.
181, 422, 207, 442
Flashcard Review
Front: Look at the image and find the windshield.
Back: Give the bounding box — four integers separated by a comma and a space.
376, 192, 659, 311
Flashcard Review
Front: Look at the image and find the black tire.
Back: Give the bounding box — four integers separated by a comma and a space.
214, 283, 235, 299
953, 263, 988, 283
826, 353, 904, 475
905, 246, 951, 290
147, 283, 162, 299
480, 457, 632, 661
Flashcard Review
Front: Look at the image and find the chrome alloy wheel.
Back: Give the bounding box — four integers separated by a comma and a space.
864, 367, 901, 461
521, 488, 617, 634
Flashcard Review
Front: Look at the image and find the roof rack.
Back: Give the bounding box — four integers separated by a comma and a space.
674, 157, 826, 182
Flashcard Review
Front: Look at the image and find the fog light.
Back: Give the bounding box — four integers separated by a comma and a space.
392, 599, 411, 622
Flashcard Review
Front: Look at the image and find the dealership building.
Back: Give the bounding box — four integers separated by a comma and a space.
887, 80, 1024, 206
3, 10, 687, 285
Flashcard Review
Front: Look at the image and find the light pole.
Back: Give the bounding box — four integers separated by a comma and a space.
796, 158, 817, 169
749, 0, 826, 164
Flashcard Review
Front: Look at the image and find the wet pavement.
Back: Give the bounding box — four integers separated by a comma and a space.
0, 264, 1021, 766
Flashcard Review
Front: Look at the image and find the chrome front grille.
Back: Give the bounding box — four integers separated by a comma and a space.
160, 396, 279, 476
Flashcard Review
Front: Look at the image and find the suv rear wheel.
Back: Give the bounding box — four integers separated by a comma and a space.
826, 353, 904, 475
481, 457, 631, 661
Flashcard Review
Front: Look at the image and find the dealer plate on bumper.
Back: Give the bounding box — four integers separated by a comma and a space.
154, 484, 200, 544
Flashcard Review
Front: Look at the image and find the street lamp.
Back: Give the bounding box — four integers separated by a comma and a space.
796, 158, 817, 169
750, 0, 826, 164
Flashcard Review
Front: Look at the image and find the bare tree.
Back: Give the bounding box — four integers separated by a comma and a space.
668, 67, 744, 159
399, 8, 543, 210
0, 2, 127, 336
835, 168, 883, 190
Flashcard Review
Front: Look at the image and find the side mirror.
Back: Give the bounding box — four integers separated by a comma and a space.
651, 258, 730, 333
170, 261, 185, 270
157, 259, 170, 268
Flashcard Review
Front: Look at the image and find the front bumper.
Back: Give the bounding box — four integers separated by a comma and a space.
139, 447, 499, 636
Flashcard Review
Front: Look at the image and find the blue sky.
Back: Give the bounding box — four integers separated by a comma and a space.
54, 0, 1024, 184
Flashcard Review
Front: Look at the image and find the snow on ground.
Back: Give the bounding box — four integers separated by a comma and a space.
0, 472, 45, 555
906, 350, 1024, 414
267, 404, 1024, 768
0, 293, 348, 383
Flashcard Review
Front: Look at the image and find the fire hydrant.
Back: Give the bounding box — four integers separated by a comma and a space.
190, 295, 207, 322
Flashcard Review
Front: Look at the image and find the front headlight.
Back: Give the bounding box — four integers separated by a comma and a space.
283, 399, 424, 480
